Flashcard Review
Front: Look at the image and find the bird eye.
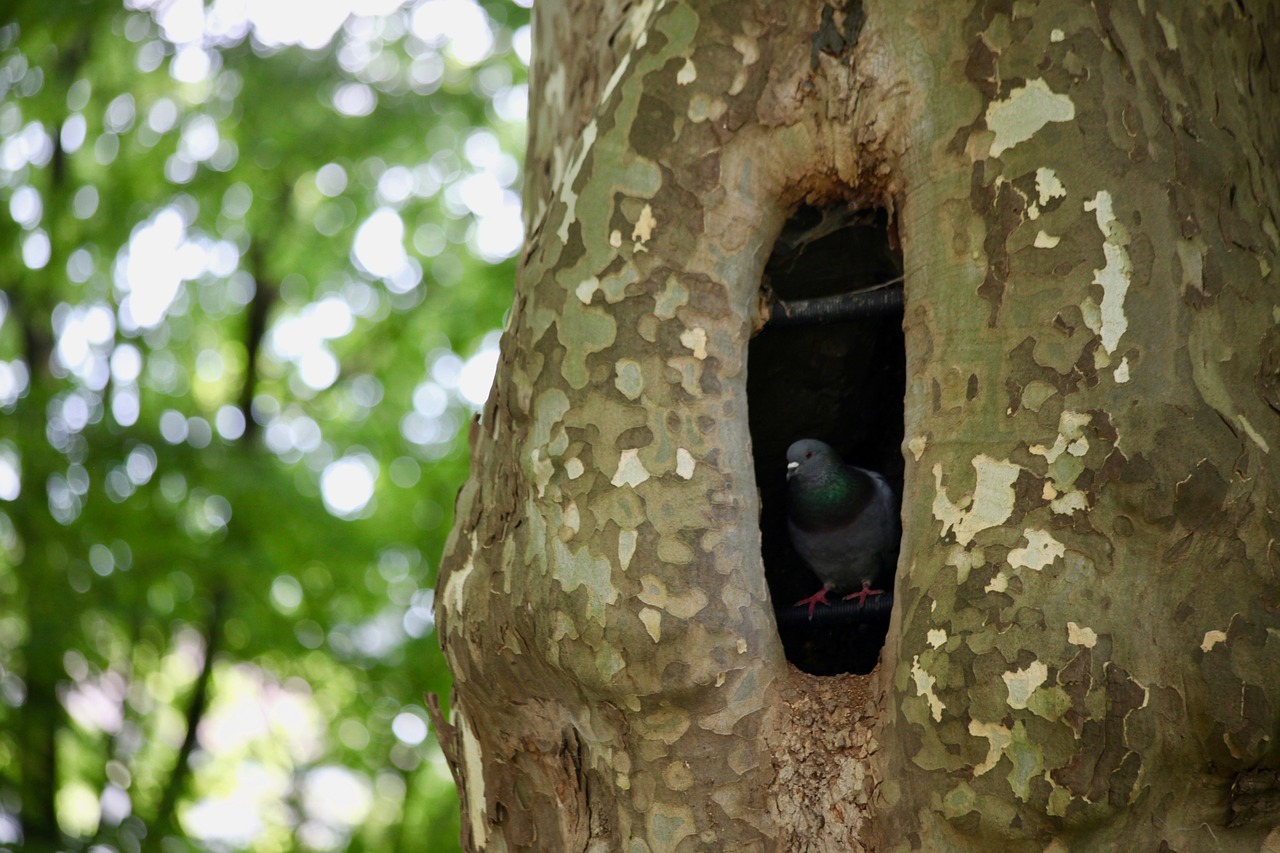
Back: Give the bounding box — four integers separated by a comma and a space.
805, 451, 812, 458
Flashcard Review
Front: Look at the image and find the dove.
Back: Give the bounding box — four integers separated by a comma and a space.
786, 438, 899, 618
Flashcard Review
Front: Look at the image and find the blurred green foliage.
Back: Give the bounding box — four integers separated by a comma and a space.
0, 0, 527, 850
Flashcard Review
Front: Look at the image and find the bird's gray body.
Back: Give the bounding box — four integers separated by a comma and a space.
786, 439, 899, 596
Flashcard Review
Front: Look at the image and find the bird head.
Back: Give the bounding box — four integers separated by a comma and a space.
786, 438, 838, 481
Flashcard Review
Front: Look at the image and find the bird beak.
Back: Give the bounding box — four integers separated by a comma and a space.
786, 461, 798, 479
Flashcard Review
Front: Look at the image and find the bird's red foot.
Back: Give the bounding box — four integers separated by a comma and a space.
844, 581, 884, 606
795, 586, 835, 619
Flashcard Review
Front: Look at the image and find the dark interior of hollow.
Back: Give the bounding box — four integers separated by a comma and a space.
749, 207, 905, 676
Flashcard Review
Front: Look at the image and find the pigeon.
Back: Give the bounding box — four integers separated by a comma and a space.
786, 439, 899, 618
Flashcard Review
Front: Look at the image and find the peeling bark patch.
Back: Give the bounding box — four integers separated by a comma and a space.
730, 33, 759, 96
1035, 167, 1066, 206
1236, 415, 1270, 453
676, 57, 696, 85
985, 78, 1076, 157
947, 544, 985, 584
632, 203, 657, 247
1033, 230, 1060, 248
576, 276, 600, 303
640, 607, 662, 641
927, 628, 947, 648
459, 712, 488, 846
1003, 661, 1049, 709
443, 533, 478, 617
969, 719, 1012, 776
909, 435, 927, 461
932, 456, 1021, 546
1155, 12, 1178, 49
1031, 410, 1091, 463
1201, 629, 1227, 652
619, 528, 638, 571
612, 448, 651, 487
1030, 410, 1092, 514
680, 326, 708, 359
555, 119, 598, 244
1081, 190, 1132, 355
687, 92, 727, 123
1067, 622, 1097, 648
911, 655, 945, 722
675, 447, 695, 479
1007, 528, 1065, 571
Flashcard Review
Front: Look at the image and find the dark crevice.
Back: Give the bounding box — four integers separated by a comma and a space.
750, 206, 905, 676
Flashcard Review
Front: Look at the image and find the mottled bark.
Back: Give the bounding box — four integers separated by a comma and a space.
880, 2, 1280, 850
434, 0, 1280, 850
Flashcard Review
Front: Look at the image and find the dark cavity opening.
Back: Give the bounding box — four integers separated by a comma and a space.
749, 206, 905, 676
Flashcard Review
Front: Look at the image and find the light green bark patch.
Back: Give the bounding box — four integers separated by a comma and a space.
985, 78, 1076, 157
647, 803, 697, 850
552, 538, 618, 627
596, 642, 625, 680
530, 388, 572, 449
1026, 685, 1072, 722
528, 389, 572, 496
558, 291, 617, 389
1005, 721, 1044, 802
524, 496, 549, 572
941, 781, 979, 819
600, 263, 642, 303
653, 275, 689, 319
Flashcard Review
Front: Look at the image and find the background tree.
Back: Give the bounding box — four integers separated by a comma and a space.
433, 0, 1280, 850
0, 0, 524, 850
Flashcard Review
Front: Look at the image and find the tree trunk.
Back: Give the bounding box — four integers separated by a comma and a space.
433, 1, 1280, 850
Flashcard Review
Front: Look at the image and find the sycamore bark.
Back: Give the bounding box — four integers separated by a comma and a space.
433, 1, 1280, 850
